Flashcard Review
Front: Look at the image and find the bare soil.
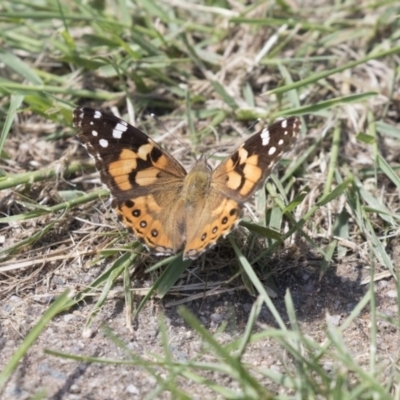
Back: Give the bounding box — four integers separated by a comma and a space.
1, 234, 399, 399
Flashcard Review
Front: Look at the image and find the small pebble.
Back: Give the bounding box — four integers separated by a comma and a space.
387, 290, 397, 298
64, 314, 75, 323
210, 313, 223, 322
327, 314, 341, 326
126, 384, 139, 394
323, 361, 334, 372
377, 280, 389, 289
82, 328, 94, 338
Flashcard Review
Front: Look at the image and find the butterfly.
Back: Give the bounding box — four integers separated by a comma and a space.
73, 107, 301, 260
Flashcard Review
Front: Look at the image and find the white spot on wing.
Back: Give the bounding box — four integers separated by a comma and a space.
281, 119, 288, 128
278, 139, 284, 145
94, 111, 102, 119
261, 128, 270, 146
99, 139, 108, 148
92, 130, 98, 136
112, 122, 128, 139
113, 130, 122, 139
268, 146, 276, 155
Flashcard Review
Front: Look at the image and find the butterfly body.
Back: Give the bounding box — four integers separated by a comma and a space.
182, 159, 211, 206
73, 107, 300, 260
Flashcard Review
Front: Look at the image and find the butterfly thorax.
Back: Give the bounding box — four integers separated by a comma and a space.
182, 160, 212, 207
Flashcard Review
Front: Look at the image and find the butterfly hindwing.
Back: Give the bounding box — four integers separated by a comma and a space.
183, 193, 243, 259
113, 192, 186, 256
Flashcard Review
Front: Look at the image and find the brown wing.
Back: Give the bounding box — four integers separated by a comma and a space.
212, 117, 301, 202
73, 107, 187, 255
183, 117, 301, 259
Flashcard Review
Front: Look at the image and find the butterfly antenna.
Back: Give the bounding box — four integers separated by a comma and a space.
206, 118, 262, 161
150, 113, 192, 155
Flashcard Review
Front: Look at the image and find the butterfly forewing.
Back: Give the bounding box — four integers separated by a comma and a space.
212, 117, 301, 202
73, 107, 187, 197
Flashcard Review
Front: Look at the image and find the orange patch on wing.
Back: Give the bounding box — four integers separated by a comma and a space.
145, 220, 172, 248
118, 195, 162, 217
184, 222, 215, 256
137, 216, 175, 250
134, 154, 170, 186
239, 178, 258, 196
152, 154, 169, 169
137, 143, 153, 160
146, 194, 162, 213
226, 170, 242, 190
240, 162, 262, 196
224, 158, 235, 172
244, 154, 259, 166
117, 195, 174, 250
108, 149, 138, 191
211, 198, 229, 216
108, 145, 171, 191
237, 146, 248, 164
184, 199, 240, 259
135, 167, 160, 186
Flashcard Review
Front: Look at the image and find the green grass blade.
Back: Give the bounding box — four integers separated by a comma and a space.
0, 95, 24, 157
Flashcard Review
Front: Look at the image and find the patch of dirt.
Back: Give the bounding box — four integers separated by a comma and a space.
1, 251, 398, 398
